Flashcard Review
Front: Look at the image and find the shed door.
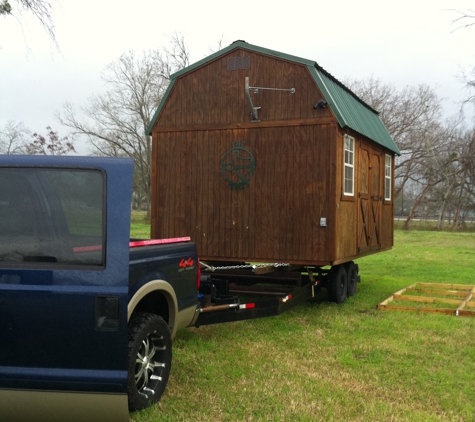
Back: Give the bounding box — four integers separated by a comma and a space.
370, 151, 382, 249
358, 146, 382, 252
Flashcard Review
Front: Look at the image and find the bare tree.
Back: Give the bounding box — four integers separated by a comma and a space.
208, 34, 228, 54
450, 9, 475, 119
56, 35, 191, 215
1, 0, 57, 46
162, 32, 191, 79
346, 77, 475, 229
0, 120, 29, 154
461, 69, 475, 109
26, 126, 75, 155
448, 9, 475, 227
450, 9, 475, 31
451, 129, 475, 229
346, 77, 443, 197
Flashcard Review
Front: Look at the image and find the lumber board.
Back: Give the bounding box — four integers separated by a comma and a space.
393, 294, 461, 306
378, 283, 416, 307
377, 282, 475, 317
379, 305, 475, 317
457, 286, 475, 312
416, 283, 473, 290
406, 288, 468, 298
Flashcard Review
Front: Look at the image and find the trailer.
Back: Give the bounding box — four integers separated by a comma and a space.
148, 41, 400, 305
194, 261, 361, 327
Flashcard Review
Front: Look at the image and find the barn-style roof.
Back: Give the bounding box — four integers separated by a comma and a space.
148, 41, 400, 155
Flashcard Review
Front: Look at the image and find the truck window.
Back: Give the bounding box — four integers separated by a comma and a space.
0, 168, 105, 268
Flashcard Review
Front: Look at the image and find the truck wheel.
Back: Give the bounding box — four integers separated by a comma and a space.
345, 261, 357, 297
327, 265, 348, 304
127, 312, 172, 411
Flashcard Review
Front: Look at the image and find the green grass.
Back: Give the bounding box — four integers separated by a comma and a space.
130, 211, 151, 239
129, 224, 475, 422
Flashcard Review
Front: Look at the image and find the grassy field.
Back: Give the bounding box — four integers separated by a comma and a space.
130, 211, 152, 239
129, 217, 475, 422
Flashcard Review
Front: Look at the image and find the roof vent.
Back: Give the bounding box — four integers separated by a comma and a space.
227, 56, 250, 71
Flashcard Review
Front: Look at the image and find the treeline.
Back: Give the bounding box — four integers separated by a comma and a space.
346, 77, 475, 231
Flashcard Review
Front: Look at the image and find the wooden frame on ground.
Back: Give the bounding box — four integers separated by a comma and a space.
378, 283, 475, 316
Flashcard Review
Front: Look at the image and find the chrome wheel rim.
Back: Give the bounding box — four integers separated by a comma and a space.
135, 330, 167, 399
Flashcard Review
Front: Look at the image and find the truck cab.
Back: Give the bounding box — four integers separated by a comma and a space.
0, 155, 199, 421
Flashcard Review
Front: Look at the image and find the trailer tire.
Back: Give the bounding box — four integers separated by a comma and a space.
328, 265, 348, 304
127, 312, 172, 412
345, 261, 357, 297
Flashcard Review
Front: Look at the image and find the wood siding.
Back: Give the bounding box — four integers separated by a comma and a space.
153, 50, 332, 129
152, 124, 337, 265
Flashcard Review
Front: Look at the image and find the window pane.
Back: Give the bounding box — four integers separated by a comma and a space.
344, 136, 355, 195
385, 178, 391, 200
345, 136, 353, 151
344, 166, 354, 195
384, 155, 391, 200
0, 168, 105, 267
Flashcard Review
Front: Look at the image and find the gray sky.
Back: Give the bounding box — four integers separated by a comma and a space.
1, 0, 474, 154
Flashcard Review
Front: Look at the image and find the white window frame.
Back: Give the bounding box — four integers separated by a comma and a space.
343, 135, 355, 196
385, 154, 392, 201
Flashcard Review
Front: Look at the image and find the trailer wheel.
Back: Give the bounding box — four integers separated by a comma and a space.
345, 261, 357, 297
127, 312, 172, 411
327, 265, 348, 303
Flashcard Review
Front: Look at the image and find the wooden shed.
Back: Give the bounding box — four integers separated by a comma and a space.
147, 41, 400, 269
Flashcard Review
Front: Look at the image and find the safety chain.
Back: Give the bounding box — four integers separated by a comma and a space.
200, 262, 291, 272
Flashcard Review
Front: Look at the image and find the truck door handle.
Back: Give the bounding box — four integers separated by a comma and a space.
94, 296, 120, 330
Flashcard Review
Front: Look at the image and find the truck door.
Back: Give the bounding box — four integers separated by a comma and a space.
0, 156, 133, 421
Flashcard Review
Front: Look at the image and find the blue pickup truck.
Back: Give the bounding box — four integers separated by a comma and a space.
0, 155, 200, 421
0, 155, 337, 421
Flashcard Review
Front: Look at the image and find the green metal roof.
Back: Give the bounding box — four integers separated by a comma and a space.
147, 41, 400, 155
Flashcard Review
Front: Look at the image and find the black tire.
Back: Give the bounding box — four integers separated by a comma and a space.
345, 261, 357, 297
327, 265, 348, 304
127, 312, 172, 412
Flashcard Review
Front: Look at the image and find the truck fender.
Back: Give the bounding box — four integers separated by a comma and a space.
128, 280, 179, 337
